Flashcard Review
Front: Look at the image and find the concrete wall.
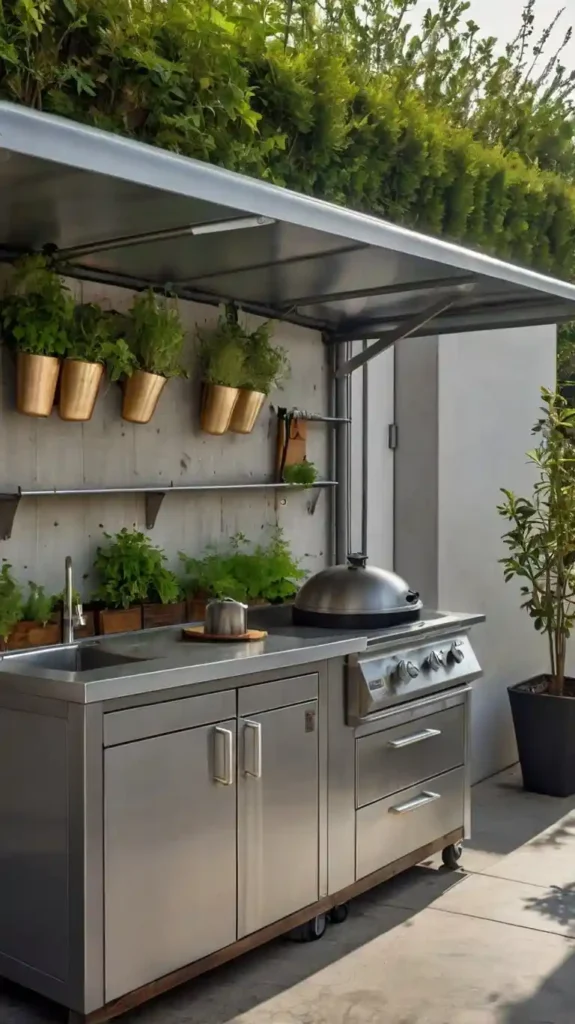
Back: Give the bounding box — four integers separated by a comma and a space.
395, 326, 556, 782
0, 280, 330, 597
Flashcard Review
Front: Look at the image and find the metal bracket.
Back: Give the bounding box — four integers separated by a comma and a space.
334, 285, 476, 377
144, 491, 166, 530
0, 493, 20, 540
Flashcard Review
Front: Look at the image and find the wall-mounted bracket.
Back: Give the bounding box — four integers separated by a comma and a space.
144, 492, 166, 531
0, 493, 20, 540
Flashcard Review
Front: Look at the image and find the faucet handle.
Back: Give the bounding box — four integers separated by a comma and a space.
73, 601, 86, 628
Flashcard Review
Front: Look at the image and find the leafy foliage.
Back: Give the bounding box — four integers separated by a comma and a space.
1, 254, 72, 357
241, 321, 289, 395
180, 528, 306, 603
93, 528, 181, 609
282, 460, 318, 486
0, 561, 23, 641
197, 306, 247, 388
126, 291, 186, 379
498, 389, 575, 696
67, 303, 138, 381
21, 581, 55, 626
0, 3, 574, 276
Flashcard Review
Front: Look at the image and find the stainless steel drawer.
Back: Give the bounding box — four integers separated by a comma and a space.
356, 704, 464, 808
356, 767, 465, 880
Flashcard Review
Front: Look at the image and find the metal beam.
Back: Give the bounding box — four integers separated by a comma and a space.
277, 274, 475, 312
334, 289, 473, 377
175, 243, 367, 287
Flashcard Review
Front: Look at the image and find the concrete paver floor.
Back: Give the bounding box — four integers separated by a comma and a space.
3, 764, 575, 1024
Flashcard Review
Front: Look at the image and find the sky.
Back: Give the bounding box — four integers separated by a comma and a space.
416, 0, 575, 68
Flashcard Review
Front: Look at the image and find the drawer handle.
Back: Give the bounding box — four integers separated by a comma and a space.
390, 791, 441, 814
389, 727, 441, 749
213, 727, 234, 786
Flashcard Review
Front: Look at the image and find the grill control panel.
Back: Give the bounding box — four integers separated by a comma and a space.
346, 634, 481, 724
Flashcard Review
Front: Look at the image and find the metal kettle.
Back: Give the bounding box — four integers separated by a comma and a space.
205, 597, 248, 636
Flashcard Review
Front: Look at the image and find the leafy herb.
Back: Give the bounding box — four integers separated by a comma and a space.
21, 582, 55, 626
197, 306, 246, 388
180, 528, 306, 604
1, 254, 72, 358
67, 303, 138, 381
126, 291, 186, 379
240, 322, 289, 396
93, 529, 181, 609
282, 461, 318, 487
498, 388, 575, 697
0, 562, 23, 641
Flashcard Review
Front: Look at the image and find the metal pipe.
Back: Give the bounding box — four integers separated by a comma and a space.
63, 556, 73, 645
361, 341, 369, 555
334, 342, 351, 563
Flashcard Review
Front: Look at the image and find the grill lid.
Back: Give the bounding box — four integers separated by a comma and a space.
293, 553, 422, 629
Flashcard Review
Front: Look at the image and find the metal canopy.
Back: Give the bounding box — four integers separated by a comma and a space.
0, 101, 575, 354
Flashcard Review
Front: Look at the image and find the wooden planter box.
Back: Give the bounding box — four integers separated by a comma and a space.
142, 601, 187, 630
2, 620, 62, 651
97, 606, 143, 636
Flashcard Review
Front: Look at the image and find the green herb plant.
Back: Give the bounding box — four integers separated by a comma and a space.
21, 582, 55, 626
0, 561, 23, 642
127, 291, 186, 379
283, 460, 318, 487
197, 306, 247, 388
498, 388, 575, 697
180, 528, 306, 604
93, 529, 181, 610
1, 254, 73, 357
67, 303, 138, 381
240, 321, 289, 396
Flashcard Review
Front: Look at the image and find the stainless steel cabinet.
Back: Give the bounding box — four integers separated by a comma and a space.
238, 700, 320, 937
104, 720, 237, 1002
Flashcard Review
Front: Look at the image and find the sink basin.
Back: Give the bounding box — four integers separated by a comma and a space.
1, 644, 144, 674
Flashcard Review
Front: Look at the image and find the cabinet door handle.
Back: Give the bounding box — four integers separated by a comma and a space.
389, 727, 441, 749
243, 720, 262, 778
389, 791, 441, 814
213, 727, 234, 786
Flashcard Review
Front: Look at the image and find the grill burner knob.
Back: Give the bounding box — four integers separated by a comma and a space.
448, 641, 465, 665
425, 650, 445, 671
394, 659, 420, 682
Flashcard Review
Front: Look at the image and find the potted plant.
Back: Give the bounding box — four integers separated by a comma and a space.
230, 320, 289, 434
498, 387, 575, 797
1, 254, 72, 417
93, 528, 183, 633
6, 582, 60, 650
59, 304, 137, 422
122, 290, 186, 424
282, 460, 318, 487
197, 306, 246, 434
142, 561, 186, 629
0, 562, 23, 650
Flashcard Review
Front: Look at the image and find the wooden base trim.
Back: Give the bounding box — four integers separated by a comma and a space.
78, 827, 463, 1024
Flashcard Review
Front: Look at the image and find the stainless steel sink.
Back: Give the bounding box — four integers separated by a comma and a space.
1, 644, 144, 675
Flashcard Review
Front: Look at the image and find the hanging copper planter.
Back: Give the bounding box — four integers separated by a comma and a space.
229, 389, 266, 434
16, 353, 60, 417
59, 359, 104, 422
200, 383, 239, 435
122, 370, 167, 424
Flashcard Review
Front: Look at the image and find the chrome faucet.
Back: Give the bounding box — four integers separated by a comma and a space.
63, 555, 86, 645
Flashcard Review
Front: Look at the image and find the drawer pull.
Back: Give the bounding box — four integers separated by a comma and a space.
389, 791, 441, 814
389, 727, 441, 749
213, 727, 234, 786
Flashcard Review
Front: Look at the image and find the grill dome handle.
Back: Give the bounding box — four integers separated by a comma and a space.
406, 590, 420, 604
347, 553, 368, 569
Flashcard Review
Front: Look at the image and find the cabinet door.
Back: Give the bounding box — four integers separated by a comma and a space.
238, 701, 319, 937
104, 720, 237, 1002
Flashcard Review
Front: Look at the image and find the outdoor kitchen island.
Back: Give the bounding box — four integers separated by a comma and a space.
0, 607, 483, 1023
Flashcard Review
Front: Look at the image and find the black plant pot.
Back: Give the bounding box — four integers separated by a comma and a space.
509, 679, 575, 797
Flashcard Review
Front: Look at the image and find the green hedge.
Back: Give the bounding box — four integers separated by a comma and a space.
1, 1, 575, 277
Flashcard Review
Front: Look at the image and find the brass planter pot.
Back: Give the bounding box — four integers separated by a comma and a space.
122, 370, 167, 424
229, 389, 266, 434
59, 359, 104, 422
16, 353, 60, 417
200, 383, 239, 435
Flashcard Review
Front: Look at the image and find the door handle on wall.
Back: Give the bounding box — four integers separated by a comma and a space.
243, 720, 262, 778
213, 726, 234, 786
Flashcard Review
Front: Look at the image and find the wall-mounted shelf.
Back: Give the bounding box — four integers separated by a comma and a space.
0, 481, 338, 540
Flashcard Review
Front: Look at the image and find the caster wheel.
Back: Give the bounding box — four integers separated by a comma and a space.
289, 914, 328, 942
328, 903, 349, 924
442, 842, 463, 870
